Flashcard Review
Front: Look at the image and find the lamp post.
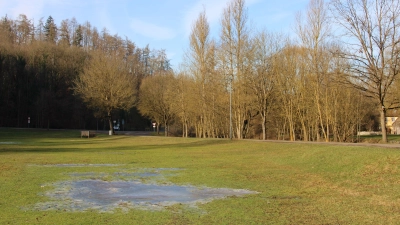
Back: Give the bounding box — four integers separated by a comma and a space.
229, 75, 233, 140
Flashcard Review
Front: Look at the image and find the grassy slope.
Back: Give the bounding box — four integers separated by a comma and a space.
1, 128, 400, 224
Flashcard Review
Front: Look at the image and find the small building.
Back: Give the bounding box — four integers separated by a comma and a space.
387, 117, 399, 134
391, 118, 400, 134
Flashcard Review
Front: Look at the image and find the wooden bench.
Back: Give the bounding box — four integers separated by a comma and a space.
81, 130, 95, 138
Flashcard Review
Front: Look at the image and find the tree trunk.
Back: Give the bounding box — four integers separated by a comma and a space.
108, 112, 114, 135
261, 115, 266, 140
182, 123, 185, 138
380, 106, 387, 143
301, 121, 308, 141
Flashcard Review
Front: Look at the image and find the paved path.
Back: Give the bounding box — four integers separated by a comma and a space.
259, 139, 400, 149
120, 131, 152, 136
95, 130, 152, 136
98, 129, 400, 149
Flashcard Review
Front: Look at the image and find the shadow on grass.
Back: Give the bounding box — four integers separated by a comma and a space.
0, 128, 230, 153
96, 139, 231, 151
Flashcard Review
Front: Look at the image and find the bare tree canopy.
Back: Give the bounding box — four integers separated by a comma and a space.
330, 0, 400, 142
74, 51, 137, 133
137, 71, 175, 136
219, 0, 253, 139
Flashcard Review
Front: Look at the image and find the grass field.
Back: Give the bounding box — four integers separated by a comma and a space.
1, 128, 400, 224
359, 134, 400, 143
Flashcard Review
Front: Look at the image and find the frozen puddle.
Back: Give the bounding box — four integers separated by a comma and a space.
35, 180, 256, 212
33, 168, 257, 212
41, 164, 121, 167
0, 142, 21, 145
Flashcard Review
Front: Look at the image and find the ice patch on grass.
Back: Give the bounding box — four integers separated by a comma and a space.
67, 168, 180, 185
28, 167, 257, 212
0, 142, 21, 144
41, 164, 121, 167
34, 179, 257, 212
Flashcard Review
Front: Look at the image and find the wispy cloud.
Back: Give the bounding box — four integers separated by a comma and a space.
130, 18, 176, 40
183, 0, 262, 37
183, 0, 228, 37
93, 0, 115, 33
267, 12, 292, 24
0, 0, 85, 21
1, 0, 45, 19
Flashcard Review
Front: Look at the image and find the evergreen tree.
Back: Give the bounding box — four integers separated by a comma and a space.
44, 16, 57, 43
73, 25, 83, 47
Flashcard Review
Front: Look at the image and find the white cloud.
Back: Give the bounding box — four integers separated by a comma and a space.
130, 18, 176, 40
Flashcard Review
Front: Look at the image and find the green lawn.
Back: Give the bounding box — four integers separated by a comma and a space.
357, 134, 400, 143
1, 128, 400, 224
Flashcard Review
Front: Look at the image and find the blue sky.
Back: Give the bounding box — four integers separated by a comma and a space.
0, 0, 309, 69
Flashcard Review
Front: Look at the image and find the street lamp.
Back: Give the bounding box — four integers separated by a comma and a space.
229, 75, 233, 140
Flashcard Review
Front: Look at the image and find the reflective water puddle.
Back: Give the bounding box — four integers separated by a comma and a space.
32, 167, 257, 212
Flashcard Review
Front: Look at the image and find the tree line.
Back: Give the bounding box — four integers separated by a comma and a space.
137, 0, 400, 143
1, 0, 399, 143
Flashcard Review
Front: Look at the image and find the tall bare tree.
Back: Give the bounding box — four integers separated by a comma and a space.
185, 9, 220, 138
330, 0, 400, 143
297, 0, 332, 141
248, 31, 282, 140
16, 14, 33, 45
276, 44, 307, 141
219, 0, 252, 139
0, 16, 16, 44
172, 71, 194, 137
59, 19, 71, 47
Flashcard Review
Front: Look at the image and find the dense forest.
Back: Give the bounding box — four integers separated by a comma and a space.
1, 0, 400, 143
0, 14, 170, 131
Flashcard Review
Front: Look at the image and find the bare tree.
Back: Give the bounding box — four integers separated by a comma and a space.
276, 44, 308, 141
185, 9, 222, 138
172, 71, 194, 137
330, 0, 400, 143
297, 0, 332, 141
219, 0, 253, 139
0, 16, 16, 44
74, 51, 136, 134
35, 17, 45, 42
248, 31, 282, 140
137, 71, 176, 136
16, 14, 33, 45
59, 19, 71, 47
